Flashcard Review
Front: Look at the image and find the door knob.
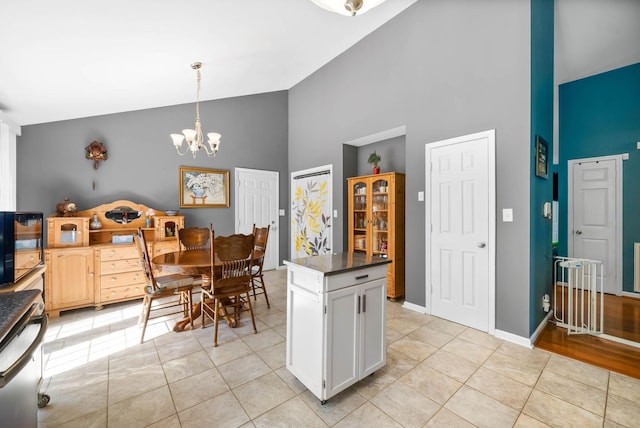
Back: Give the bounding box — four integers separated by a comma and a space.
477, 242, 486, 248
575, 230, 582, 235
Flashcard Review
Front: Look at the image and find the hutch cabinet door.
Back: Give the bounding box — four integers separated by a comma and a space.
46, 248, 95, 310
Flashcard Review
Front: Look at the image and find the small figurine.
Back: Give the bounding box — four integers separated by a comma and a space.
56, 197, 78, 217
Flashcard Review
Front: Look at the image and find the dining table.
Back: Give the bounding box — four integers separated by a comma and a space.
151, 248, 264, 332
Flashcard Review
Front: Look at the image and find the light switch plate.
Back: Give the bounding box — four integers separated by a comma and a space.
334, 210, 338, 218
418, 191, 424, 202
503, 208, 513, 222
279, 209, 285, 216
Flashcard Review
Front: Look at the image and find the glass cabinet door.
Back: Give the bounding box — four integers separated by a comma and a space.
352, 180, 367, 253
372, 179, 389, 256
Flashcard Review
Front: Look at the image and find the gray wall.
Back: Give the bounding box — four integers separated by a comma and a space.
17, 91, 289, 263
289, 0, 533, 337
353, 135, 406, 177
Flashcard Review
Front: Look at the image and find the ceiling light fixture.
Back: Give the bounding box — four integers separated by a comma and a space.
170, 62, 221, 159
311, 0, 386, 16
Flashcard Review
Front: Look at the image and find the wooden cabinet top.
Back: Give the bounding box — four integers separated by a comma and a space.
47, 200, 182, 248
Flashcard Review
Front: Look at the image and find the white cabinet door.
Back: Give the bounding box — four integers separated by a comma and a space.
360, 279, 386, 377
286, 283, 323, 398
325, 285, 358, 398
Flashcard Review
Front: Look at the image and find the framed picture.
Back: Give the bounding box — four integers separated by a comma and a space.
535, 135, 549, 179
179, 166, 230, 208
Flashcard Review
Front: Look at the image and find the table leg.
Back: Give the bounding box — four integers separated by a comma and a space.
174, 302, 202, 332
173, 274, 237, 331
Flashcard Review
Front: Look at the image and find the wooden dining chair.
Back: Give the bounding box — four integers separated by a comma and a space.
201, 229, 257, 346
134, 228, 195, 343
177, 226, 211, 286
250, 224, 270, 308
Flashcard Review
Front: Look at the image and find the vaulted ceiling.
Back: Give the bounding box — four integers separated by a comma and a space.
1, 0, 638, 126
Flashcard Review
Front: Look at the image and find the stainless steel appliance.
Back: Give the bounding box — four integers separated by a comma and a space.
0, 289, 48, 427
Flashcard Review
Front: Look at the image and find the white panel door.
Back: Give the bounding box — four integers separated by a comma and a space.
570, 158, 619, 294
427, 131, 494, 332
235, 168, 279, 270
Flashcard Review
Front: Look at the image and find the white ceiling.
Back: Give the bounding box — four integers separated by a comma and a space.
1, 0, 638, 126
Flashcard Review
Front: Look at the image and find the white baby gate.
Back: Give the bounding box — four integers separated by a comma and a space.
553, 256, 604, 335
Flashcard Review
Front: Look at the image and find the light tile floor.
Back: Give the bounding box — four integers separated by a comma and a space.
38, 269, 640, 427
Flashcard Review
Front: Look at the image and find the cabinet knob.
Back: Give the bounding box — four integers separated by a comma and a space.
110, 264, 115, 268
89, 272, 94, 277
111, 277, 116, 282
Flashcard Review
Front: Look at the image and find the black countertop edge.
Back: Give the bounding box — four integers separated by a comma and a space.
284, 252, 391, 276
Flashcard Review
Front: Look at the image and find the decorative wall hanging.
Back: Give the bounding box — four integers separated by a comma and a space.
179, 166, 230, 208
290, 164, 333, 258
535, 135, 549, 179
85, 140, 108, 170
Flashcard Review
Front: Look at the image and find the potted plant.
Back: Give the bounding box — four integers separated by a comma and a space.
368, 151, 382, 174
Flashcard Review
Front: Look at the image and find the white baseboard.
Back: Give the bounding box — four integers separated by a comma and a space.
494, 329, 533, 349
530, 311, 554, 345
402, 301, 426, 313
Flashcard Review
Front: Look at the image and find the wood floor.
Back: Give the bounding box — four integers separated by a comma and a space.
535, 288, 640, 379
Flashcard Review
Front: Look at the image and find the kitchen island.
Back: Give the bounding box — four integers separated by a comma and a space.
284, 252, 391, 403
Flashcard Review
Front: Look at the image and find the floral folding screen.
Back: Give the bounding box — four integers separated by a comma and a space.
290, 165, 332, 258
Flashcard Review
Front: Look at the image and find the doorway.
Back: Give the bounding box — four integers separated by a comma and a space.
567, 155, 622, 295
235, 168, 279, 270
425, 129, 496, 333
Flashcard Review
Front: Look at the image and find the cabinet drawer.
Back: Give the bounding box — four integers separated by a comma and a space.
100, 284, 145, 302
97, 246, 139, 261
325, 265, 388, 292
100, 258, 141, 274
15, 250, 42, 268
99, 270, 146, 289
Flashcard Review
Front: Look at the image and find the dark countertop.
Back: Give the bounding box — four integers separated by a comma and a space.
0, 289, 41, 345
284, 252, 391, 276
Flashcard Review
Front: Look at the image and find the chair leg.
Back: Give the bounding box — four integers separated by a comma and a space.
139, 296, 152, 344
252, 272, 270, 308
213, 298, 221, 347
186, 289, 194, 330
259, 273, 270, 308
244, 291, 257, 334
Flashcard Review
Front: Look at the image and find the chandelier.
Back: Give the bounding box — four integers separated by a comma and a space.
310, 0, 386, 16
170, 62, 221, 159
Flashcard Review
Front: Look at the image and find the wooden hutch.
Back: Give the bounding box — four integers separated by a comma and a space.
44, 200, 183, 317
347, 172, 405, 299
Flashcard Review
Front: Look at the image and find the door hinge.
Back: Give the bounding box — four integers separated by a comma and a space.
324, 305, 327, 314
322, 380, 325, 389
